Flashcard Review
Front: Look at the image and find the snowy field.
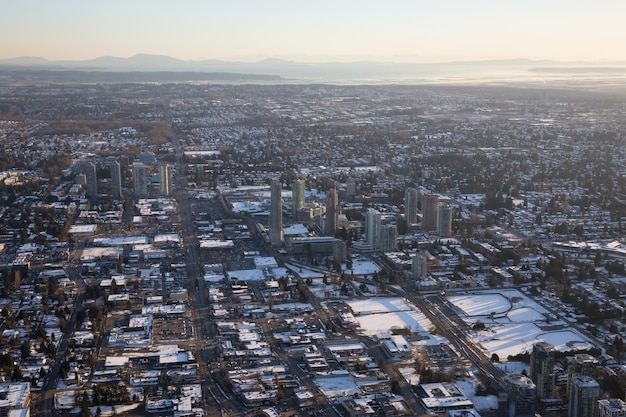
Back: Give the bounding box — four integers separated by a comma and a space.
285, 263, 325, 279
343, 260, 381, 276
346, 297, 442, 343
455, 379, 499, 412
447, 293, 513, 316
448, 290, 593, 359
476, 324, 591, 359
347, 298, 413, 315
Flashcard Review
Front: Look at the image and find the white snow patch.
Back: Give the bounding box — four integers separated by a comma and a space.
455, 379, 499, 412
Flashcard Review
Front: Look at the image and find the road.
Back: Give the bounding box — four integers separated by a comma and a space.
165, 106, 249, 417
36, 264, 86, 417
395, 285, 506, 392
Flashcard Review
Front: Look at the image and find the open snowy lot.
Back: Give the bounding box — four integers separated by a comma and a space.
447, 292, 514, 316
448, 290, 593, 359
346, 297, 444, 345
343, 260, 381, 276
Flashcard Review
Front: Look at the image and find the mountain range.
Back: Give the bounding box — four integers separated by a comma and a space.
1, 54, 625, 81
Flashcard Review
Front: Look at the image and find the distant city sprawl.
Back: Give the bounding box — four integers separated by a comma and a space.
0, 79, 624, 417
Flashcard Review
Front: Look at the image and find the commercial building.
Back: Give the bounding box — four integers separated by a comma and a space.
287, 236, 338, 256
598, 398, 626, 417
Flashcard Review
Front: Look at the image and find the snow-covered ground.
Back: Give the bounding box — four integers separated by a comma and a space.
455, 379, 499, 413
448, 290, 593, 359
343, 260, 381, 276
448, 292, 513, 316
285, 263, 325, 279
346, 297, 444, 345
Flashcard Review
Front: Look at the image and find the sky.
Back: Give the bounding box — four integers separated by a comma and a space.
1, 0, 625, 63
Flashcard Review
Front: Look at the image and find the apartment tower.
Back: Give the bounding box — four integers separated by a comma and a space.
85, 162, 98, 199
110, 160, 122, 200
325, 188, 338, 236
132, 162, 148, 198
270, 179, 283, 245
421, 193, 439, 232
404, 187, 418, 227
292, 179, 305, 217
568, 375, 599, 417
159, 164, 171, 196
530, 342, 556, 399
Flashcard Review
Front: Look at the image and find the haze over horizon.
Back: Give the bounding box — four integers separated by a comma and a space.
2, 0, 625, 63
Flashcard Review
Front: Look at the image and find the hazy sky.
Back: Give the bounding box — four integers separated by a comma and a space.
2, 0, 625, 62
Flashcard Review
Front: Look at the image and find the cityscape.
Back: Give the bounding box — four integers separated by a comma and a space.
0, 72, 624, 417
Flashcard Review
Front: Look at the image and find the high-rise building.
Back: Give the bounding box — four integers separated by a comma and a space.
598, 398, 626, 417
567, 354, 598, 396
438, 204, 452, 237
364, 210, 396, 251
292, 179, 305, 217
133, 162, 148, 198
530, 342, 556, 399
404, 187, 418, 226
346, 178, 356, 198
325, 188, 338, 236
568, 375, 599, 417
110, 160, 122, 200
159, 164, 171, 196
421, 193, 439, 232
333, 239, 347, 264
85, 162, 98, 199
366, 210, 381, 250
503, 374, 536, 417
75, 173, 87, 186
270, 179, 283, 245
379, 223, 397, 252
412, 252, 428, 279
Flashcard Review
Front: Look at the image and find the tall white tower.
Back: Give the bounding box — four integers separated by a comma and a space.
159, 164, 171, 196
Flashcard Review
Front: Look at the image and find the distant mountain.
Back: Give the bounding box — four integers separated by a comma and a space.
78, 54, 190, 70
530, 67, 626, 74
0, 56, 64, 68
0, 69, 282, 84
2, 54, 626, 81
